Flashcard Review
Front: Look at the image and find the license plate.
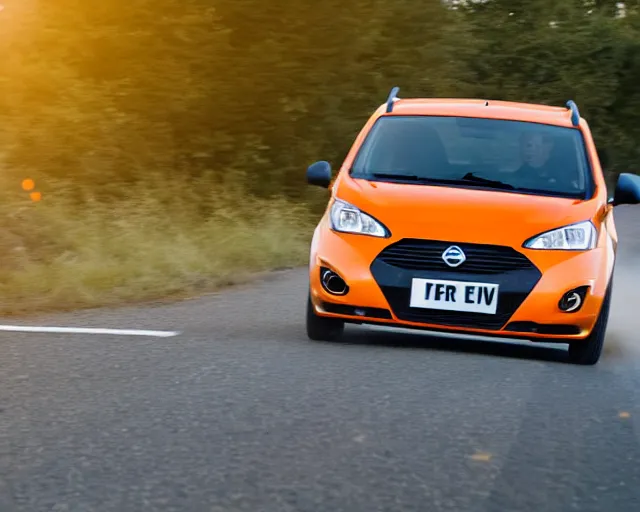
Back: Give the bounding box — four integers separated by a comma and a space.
409, 278, 499, 315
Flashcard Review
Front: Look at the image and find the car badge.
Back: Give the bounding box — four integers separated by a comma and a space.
442, 245, 466, 268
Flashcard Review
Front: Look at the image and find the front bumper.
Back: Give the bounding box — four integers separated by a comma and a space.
310, 231, 608, 341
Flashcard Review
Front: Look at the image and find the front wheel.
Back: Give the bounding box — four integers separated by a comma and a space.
567, 281, 613, 366
306, 294, 344, 341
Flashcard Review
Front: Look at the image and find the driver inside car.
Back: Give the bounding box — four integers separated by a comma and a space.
513, 131, 581, 190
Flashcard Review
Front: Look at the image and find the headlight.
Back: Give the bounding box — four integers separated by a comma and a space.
329, 199, 389, 237
523, 221, 597, 250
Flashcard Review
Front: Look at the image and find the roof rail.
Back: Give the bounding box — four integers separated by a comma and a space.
386, 86, 400, 113
566, 100, 580, 126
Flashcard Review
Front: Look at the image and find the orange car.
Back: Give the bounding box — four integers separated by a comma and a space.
305, 87, 640, 365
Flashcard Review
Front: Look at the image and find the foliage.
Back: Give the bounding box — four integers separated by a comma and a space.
448, 0, 640, 173
0, 177, 316, 314
2, 0, 639, 196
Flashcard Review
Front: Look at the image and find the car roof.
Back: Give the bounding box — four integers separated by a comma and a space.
376, 98, 581, 128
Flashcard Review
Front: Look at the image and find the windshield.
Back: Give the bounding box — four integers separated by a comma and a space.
350, 115, 594, 199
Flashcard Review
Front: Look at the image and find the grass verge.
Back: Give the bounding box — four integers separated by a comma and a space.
0, 178, 319, 316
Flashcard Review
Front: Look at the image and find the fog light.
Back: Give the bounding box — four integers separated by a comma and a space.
320, 267, 349, 296
558, 286, 589, 313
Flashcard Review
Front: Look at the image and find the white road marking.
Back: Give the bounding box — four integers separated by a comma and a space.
0, 325, 180, 337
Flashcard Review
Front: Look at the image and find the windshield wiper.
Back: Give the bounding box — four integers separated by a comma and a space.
369, 171, 515, 190
370, 172, 469, 184
460, 172, 515, 190
370, 172, 426, 181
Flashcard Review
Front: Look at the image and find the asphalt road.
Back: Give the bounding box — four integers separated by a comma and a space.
1, 206, 639, 512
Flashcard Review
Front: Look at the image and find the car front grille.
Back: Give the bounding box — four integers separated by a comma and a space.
376, 238, 535, 274
370, 239, 541, 331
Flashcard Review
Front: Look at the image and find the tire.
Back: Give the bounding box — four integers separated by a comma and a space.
306, 294, 344, 341
567, 280, 613, 366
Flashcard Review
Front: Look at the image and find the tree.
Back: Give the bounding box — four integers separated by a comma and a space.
447, 0, 640, 174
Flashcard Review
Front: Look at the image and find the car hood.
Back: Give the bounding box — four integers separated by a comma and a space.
334, 177, 600, 247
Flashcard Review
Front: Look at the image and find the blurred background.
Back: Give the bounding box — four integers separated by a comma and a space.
0, 0, 638, 314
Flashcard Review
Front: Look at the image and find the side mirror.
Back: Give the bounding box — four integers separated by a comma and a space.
609, 173, 640, 206
306, 161, 332, 188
